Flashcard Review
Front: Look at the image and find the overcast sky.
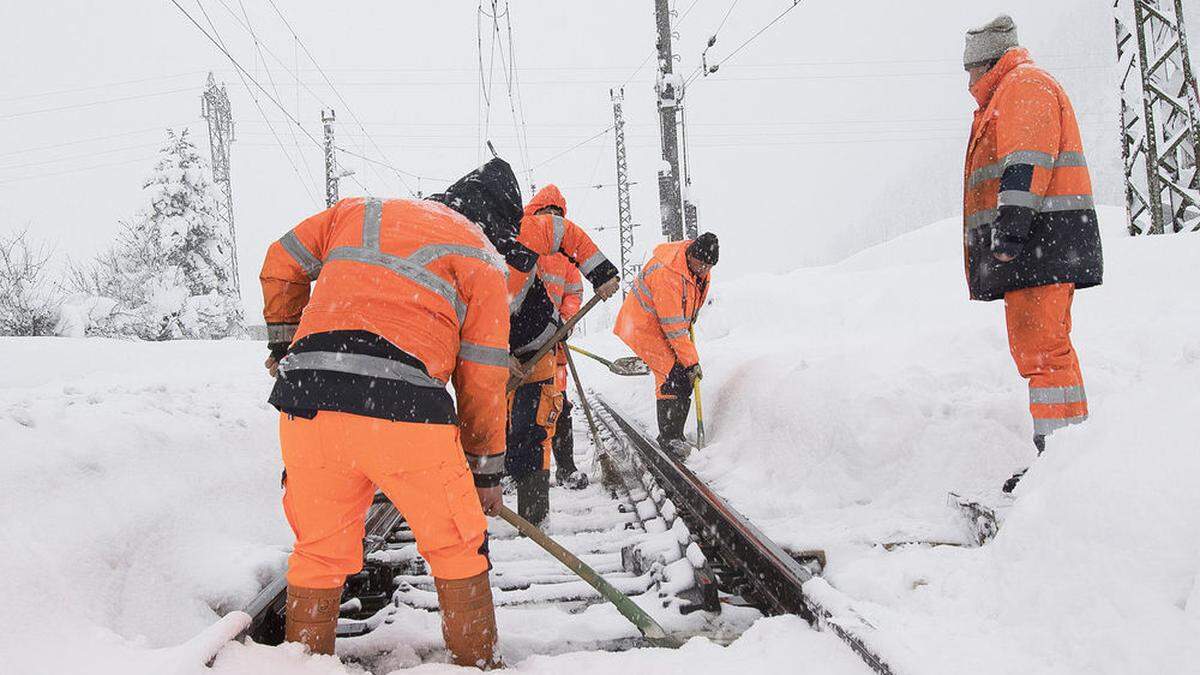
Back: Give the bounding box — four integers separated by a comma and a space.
0, 1, 1133, 317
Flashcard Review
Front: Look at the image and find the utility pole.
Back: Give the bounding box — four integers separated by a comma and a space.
653, 0, 685, 241
200, 73, 240, 299
1114, 0, 1200, 234
322, 109, 338, 207
611, 88, 638, 296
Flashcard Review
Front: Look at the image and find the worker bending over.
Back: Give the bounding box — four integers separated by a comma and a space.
614, 233, 718, 457
430, 170, 619, 526
530, 189, 589, 489
961, 16, 1103, 492
260, 188, 513, 666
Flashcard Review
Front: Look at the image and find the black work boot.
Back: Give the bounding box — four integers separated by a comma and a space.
516, 470, 551, 527
1002, 435, 1048, 494
655, 397, 690, 446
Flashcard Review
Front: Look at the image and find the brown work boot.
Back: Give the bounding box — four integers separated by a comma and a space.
434, 571, 501, 669
284, 585, 342, 656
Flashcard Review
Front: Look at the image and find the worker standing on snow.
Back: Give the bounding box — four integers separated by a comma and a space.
961, 15, 1103, 492
432, 173, 619, 526
537, 246, 589, 490
259, 189, 512, 666
614, 233, 718, 458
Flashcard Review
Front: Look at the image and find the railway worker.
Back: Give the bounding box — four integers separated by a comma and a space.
529, 190, 590, 490
260, 189, 511, 666
961, 15, 1103, 492
430, 170, 620, 526
613, 232, 718, 458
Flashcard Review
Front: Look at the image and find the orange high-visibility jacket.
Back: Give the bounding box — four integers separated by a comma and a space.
963, 48, 1103, 301
508, 185, 615, 357
539, 254, 584, 321
613, 240, 709, 376
259, 197, 511, 481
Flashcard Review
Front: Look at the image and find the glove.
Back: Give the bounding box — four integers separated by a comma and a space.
687, 364, 703, 383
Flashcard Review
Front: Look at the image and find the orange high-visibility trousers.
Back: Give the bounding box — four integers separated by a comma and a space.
1004, 283, 1088, 436
280, 411, 490, 589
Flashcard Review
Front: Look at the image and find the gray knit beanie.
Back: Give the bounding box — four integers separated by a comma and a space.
964, 15, 1019, 70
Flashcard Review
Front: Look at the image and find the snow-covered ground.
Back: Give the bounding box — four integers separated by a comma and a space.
3, 205, 1199, 673
582, 205, 1200, 673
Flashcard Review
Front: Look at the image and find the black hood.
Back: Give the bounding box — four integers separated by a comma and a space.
428, 158, 523, 256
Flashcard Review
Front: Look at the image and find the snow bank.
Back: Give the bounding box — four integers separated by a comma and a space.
0, 338, 290, 674
578, 205, 1200, 673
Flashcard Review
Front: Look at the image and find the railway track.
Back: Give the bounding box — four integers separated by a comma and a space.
241, 394, 900, 673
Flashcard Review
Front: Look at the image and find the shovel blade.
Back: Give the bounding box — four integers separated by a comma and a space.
611, 357, 650, 376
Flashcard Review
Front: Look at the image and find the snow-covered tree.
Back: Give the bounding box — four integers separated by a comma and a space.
0, 228, 60, 336
72, 129, 244, 340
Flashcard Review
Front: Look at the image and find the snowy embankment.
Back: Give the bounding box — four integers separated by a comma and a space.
579, 205, 1200, 673
0, 345, 866, 672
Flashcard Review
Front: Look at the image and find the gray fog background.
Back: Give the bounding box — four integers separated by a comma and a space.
0, 1, 1145, 317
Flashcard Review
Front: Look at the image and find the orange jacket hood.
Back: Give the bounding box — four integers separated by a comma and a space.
524, 184, 567, 218
970, 47, 1032, 108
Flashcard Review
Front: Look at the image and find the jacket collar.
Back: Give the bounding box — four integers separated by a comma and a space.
970, 47, 1032, 108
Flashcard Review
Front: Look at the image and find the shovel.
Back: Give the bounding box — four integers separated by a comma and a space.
507, 294, 605, 392
567, 344, 650, 376
496, 506, 680, 647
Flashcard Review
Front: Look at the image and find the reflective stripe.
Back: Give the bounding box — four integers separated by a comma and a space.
998, 190, 1042, 210
407, 243, 506, 272
326, 246, 467, 324
965, 208, 997, 230
636, 276, 654, 302
266, 323, 298, 343
1001, 150, 1055, 170
641, 262, 662, 277
509, 268, 539, 314
658, 315, 686, 325
1033, 414, 1088, 436
663, 328, 689, 339
579, 251, 608, 275
279, 351, 446, 388
564, 282, 584, 293
967, 150, 1057, 190
539, 273, 567, 287
514, 321, 557, 356
1056, 151, 1088, 168
1041, 194, 1094, 212
466, 453, 506, 475
459, 341, 510, 368
279, 231, 322, 280
1029, 385, 1087, 405
551, 215, 565, 252
362, 198, 383, 250
632, 285, 655, 314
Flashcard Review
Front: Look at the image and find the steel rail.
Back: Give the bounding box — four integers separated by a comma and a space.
593, 395, 897, 675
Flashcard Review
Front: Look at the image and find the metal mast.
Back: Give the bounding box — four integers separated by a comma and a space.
611, 88, 638, 296
200, 73, 240, 298
322, 109, 339, 207
653, 0, 685, 241
1115, 0, 1200, 234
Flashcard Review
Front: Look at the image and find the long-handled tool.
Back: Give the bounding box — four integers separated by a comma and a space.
507, 293, 604, 392
690, 327, 706, 449
496, 505, 679, 647
564, 347, 618, 486
567, 344, 650, 376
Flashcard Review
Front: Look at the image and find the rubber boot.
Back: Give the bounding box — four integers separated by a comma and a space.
516, 470, 550, 526
552, 401, 580, 482
1003, 435, 1048, 494
655, 397, 691, 448
434, 571, 501, 669
284, 585, 342, 656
